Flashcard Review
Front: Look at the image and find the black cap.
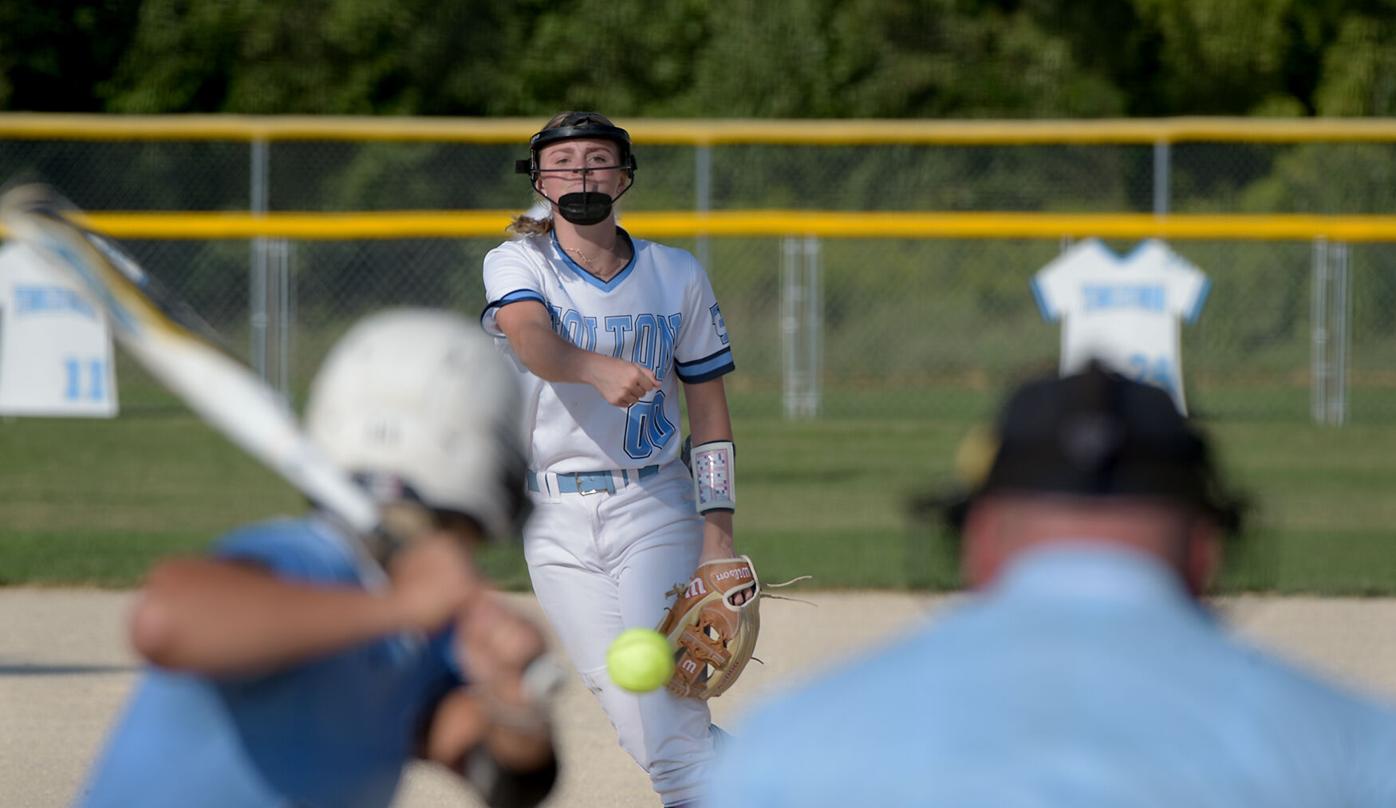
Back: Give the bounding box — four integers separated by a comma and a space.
942, 363, 1244, 535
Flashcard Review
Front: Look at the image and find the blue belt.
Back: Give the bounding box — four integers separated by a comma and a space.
527, 464, 661, 495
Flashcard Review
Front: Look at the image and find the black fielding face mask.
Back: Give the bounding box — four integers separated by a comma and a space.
556, 191, 614, 226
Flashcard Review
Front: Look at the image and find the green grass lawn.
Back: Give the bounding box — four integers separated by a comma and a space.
4, 386, 1396, 594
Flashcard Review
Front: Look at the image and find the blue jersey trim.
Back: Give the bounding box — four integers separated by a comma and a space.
679, 362, 736, 384
676, 347, 735, 383
677, 346, 733, 370
480, 288, 547, 324
1029, 277, 1055, 321
552, 228, 638, 292
1186, 277, 1211, 323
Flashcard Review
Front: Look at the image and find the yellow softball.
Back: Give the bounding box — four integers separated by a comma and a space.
607, 628, 675, 693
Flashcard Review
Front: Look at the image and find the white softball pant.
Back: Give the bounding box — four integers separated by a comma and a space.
523, 460, 719, 807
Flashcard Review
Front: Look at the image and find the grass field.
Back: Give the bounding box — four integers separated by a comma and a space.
5, 382, 1396, 594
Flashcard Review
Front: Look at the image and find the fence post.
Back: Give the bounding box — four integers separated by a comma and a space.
806, 236, 822, 417
781, 238, 799, 418
249, 137, 270, 381
1333, 241, 1350, 426
271, 239, 293, 400
781, 236, 822, 419
695, 144, 712, 272
1153, 139, 1171, 216
1312, 238, 1329, 424
1310, 238, 1350, 426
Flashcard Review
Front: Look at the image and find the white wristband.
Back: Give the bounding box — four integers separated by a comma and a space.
691, 440, 736, 514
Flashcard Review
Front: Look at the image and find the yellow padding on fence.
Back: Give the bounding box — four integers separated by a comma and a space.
2, 211, 1388, 242
621, 212, 1396, 241
2, 114, 1396, 144
71, 211, 520, 239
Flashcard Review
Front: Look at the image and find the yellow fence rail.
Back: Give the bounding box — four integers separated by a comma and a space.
0, 211, 1392, 242
2, 114, 1396, 145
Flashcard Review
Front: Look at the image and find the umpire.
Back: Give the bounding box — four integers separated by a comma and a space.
708, 363, 1396, 807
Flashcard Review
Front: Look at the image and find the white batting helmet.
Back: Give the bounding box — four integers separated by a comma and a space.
304, 308, 528, 541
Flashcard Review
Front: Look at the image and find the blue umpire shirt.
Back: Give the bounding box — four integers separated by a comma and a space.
708, 544, 1396, 807
78, 516, 462, 808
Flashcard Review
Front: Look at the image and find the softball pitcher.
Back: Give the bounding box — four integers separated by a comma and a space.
481, 111, 738, 808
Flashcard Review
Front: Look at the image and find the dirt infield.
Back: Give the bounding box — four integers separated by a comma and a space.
4, 589, 1396, 807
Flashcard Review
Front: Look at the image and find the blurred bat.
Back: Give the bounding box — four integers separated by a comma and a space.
0, 184, 381, 542
0, 183, 565, 698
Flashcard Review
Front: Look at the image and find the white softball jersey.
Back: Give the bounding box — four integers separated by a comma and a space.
1032, 238, 1210, 413
481, 229, 735, 472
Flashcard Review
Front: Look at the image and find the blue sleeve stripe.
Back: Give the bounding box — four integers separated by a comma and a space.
490, 288, 547, 308
479, 289, 547, 324
678, 362, 735, 384
677, 349, 735, 382
677, 346, 733, 370
1186, 278, 1212, 323
1030, 278, 1056, 321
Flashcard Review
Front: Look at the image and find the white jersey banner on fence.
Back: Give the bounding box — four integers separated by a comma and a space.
1031, 238, 1209, 414
0, 242, 118, 417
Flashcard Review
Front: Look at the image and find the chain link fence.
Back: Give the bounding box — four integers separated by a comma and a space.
7, 120, 1396, 591
94, 233, 1395, 428
3, 123, 1396, 426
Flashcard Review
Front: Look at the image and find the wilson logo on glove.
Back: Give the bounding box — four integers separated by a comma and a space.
655, 556, 810, 700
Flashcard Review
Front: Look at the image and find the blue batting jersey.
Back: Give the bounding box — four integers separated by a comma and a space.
78, 516, 461, 808
709, 546, 1396, 807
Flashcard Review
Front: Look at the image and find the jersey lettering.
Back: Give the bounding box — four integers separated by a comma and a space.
1083, 284, 1166, 312
63, 357, 107, 401
589, 312, 684, 381
623, 390, 677, 459
604, 315, 634, 358
657, 314, 681, 380
555, 308, 598, 352
1126, 353, 1176, 396
710, 303, 729, 345
633, 314, 658, 371
15, 285, 97, 319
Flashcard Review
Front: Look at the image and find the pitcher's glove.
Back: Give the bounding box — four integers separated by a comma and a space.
656, 556, 761, 700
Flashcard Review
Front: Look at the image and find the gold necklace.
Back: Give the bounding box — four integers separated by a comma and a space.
565, 243, 624, 274
565, 245, 601, 266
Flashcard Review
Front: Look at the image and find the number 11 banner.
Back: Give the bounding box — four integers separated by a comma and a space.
0, 241, 118, 417
1031, 238, 1209, 415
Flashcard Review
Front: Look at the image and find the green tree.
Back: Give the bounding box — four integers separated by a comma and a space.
1132, 0, 1301, 114
1313, 9, 1396, 115
0, 0, 1376, 120
483, 0, 714, 116
680, 0, 1123, 118
104, 0, 543, 114
0, 0, 142, 111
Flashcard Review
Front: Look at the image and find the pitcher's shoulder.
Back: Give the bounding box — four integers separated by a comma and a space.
634, 237, 704, 276
486, 234, 552, 262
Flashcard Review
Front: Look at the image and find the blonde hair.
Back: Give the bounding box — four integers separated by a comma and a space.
508, 201, 554, 237
508, 111, 624, 237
